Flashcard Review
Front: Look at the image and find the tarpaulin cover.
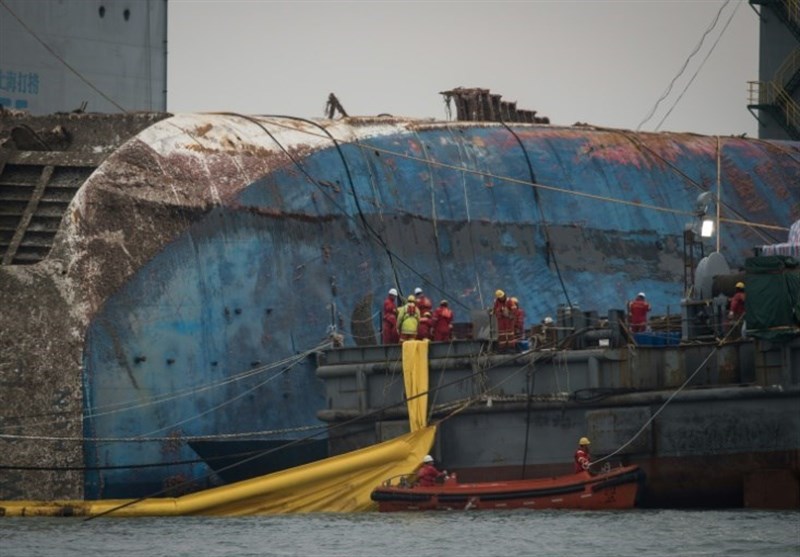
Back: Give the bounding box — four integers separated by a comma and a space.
745, 256, 800, 342
0, 340, 436, 517
402, 339, 430, 432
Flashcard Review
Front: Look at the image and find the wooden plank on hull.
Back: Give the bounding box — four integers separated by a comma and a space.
2, 165, 54, 265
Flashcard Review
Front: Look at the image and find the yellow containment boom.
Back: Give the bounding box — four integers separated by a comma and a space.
0, 340, 435, 517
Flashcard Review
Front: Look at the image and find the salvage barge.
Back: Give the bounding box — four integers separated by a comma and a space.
0, 104, 798, 505
317, 299, 800, 509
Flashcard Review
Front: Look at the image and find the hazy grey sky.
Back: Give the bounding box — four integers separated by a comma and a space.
168, 0, 757, 137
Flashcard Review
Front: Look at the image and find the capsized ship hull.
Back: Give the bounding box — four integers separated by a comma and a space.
0, 111, 798, 500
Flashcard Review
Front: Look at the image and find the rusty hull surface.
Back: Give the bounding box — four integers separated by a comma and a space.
0, 112, 798, 500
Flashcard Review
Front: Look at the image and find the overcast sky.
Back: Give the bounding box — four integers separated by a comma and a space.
167, 0, 758, 137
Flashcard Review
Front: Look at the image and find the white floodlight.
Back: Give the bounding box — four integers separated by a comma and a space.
701, 218, 715, 238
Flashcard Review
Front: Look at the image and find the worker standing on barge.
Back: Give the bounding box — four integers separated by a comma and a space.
728, 282, 746, 337
414, 287, 433, 315
431, 300, 454, 341
493, 290, 516, 350
382, 288, 400, 344
627, 292, 651, 333
397, 295, 420, 342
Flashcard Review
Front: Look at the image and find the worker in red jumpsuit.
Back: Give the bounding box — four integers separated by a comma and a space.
381, 288, 400, 344
417, 311, 433, 340
728, 282, 746, 336
729, 282, 746, 320
493, 290, 515, 350
627, 292, 651, 333
414, 287, 433, 315
431, 300, 454, 342
416, 454, 446, 486
574, 437, 592, 473
511, 297, 525, 341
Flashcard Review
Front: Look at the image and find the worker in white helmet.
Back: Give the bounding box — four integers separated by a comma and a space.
414, 287, 432, 315
627, 292, 651, 333
382, 288, 400, 344
416, 454, 446, 486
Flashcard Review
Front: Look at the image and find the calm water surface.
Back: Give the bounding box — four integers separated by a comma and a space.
1, 509, 797, 557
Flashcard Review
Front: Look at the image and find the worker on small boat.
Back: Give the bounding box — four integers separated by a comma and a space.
416, 454, 447, 486
574, 437, 592, 473
397, 295, 420, 342
382, 288, 400, 344
627, 292, 651, 333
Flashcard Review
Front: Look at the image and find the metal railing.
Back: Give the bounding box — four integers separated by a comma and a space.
773, 47, 800, 91
787, 0, 800, 25
748, 80, 800, 132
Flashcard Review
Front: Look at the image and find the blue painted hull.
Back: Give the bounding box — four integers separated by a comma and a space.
79, 118, 799, 498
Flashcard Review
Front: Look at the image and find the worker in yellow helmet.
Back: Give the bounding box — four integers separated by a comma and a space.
396, 295, 420, 342
492, 289, 514, 351
574, 437, 591, 473
729, 282, 746, 320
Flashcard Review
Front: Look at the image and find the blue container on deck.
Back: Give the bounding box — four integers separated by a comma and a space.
633, 331, 681, 346
517, 339, 531, 351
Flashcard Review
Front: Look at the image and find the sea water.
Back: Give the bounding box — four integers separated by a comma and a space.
0, 509, 797, 557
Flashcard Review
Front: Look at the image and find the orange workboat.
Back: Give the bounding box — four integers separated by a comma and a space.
371, 464, 644, 512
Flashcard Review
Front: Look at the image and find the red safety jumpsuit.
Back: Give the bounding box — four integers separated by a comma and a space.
628, 299, 651, 333
574, 447, 591, 474
417, 313, 432, 340
382, 295, 399, 344
416, 294, 433, 316
431, 305, 454, 341
514, 305, 526, 339
494, 296, 516, 350
730, 291, 746, 319
416, 463, 445, 486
